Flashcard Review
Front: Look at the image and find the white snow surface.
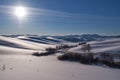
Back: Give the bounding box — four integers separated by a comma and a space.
0, 36, 120, 80
0, 55, 120, 80
69, 38, 120, 54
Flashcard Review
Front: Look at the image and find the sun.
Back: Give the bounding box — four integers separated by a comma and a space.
14, 6, 27, 19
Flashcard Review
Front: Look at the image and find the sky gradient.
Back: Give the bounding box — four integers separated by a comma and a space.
0, 0, 120, 35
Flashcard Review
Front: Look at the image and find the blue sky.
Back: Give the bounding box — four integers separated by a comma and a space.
0, 0, 120, 35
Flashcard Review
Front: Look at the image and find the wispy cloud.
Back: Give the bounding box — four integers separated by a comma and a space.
0, 4, 120, 24
0, 5, 70, 17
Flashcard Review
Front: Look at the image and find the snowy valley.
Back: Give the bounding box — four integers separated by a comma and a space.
0, 34, 120, 80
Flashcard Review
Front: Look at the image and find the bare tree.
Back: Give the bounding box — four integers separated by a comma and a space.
81, 43, 92, 53
86, 44, 92, 53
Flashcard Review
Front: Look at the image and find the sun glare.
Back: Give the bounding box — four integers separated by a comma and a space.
14, 6, 27, 19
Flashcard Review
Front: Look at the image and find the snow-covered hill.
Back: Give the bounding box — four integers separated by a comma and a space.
0, 35, 120, 80
0, 36, 55, 55
69, 38, 120, 54
17, 35, 72, 45
1, 34, 120, 55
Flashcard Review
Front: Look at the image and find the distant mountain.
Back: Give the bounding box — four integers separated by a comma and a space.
53, 34, 120, 42
1, 34, 120, 43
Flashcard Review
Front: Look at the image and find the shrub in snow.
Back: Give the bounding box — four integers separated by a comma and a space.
57, 52, 120, 69
98, 53, 120, 68
32, 47, 58, 56
80, 53, 94, 64
57, 52, 94, 64
46, 47, 57, 53
56, 45, 73, 50
58, 53, 77, 61
57, 54, 69, 60
32, 52, 41, 56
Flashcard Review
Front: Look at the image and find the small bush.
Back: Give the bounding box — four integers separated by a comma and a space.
57, 54, 69, 60
57, 52, 120, 69
32, 47, 58, 57
57, 53, 98, 64
56, 45, 75, 50
46, 47, 57, 52
32, 52, 41, 56
57, 53, 83, 61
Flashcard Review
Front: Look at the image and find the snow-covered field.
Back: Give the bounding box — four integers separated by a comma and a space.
0, 55, 120, 80
0, 36, 120, 80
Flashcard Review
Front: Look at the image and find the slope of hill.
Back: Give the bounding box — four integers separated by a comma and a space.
0, 36, 55, 55
0, 35, 120, 80
69, 38, 120, 54
17, 35, 72, 45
